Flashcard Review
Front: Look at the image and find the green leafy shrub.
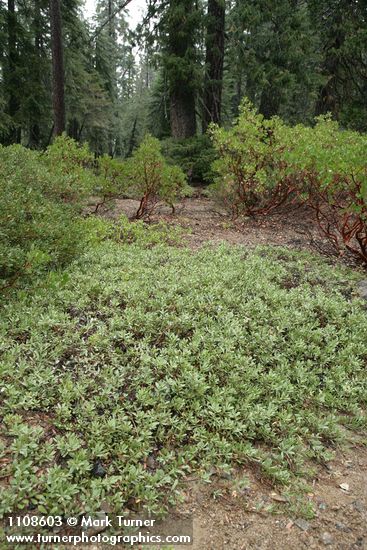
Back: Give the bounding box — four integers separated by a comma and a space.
209, 99, 295, 218
282, 116, 367, 263
125, 134, 191, 218
211, 100, 367, 264
161, 135, 216, 184
93, 155, 128, 212
0, 142, 97, 292
43, 134, 95, 203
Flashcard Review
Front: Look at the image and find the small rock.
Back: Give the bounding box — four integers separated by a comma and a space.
100, 500, 112, 513
294, 519, 310, 531
335, 521, 351, 533
271, 493, 287, 502
339, 482, 350, 492
353, 500, 365, 513
146, 454, 157, 470
319, 502, 327, 510
91, 460, 106, 478
219, 472, 233, 480
82, 511, 110, 536
126, 497, 141, 512
320, 532, 333, 545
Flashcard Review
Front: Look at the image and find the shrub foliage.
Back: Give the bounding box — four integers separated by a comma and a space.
0, 134, 191, 292
124, 135, 191, 218
209, 100, 294, 218
210, 101, 367, 264
283, 116, 367, 263
0, 139, 95, 291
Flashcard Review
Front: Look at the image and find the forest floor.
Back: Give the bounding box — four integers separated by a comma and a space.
3, 193, 366, 550
107, 189, 356, 263
174, 445, 367, 550
92, 191, 367, 550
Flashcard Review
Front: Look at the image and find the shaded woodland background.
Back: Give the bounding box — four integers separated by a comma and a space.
1, 0, 366, 157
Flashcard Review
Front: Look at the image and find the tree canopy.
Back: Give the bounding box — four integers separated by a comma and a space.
0, 0, 366, 152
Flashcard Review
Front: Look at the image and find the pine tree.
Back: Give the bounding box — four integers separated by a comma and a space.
161, 0, 201, 139
50, 0, 66, 135
202, 0, 225, 132
310, 0, 367, 130
227, 0, 320, 123
4, 0, 21, 143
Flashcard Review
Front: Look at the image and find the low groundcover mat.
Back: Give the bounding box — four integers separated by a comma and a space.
1, 243, 366, 518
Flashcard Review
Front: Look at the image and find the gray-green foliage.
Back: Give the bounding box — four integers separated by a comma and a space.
1, 242, 366, 518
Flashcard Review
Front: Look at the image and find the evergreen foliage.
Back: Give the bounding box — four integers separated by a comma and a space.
162, 134, 217, 184
123, 134, 190, 217
0, 138, 96, 289
210, 99, 367, 264
0, 0, 365, 155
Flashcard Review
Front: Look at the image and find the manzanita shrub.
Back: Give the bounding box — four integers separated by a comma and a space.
210, 100, 367, 264
282, 116, 367, 264
209, 99, 295, 218
0, 133, 191, 291
43, 134, 95, 203
124, 134, 191, 218
94, 155, 128, 212
0, 138, 99, 292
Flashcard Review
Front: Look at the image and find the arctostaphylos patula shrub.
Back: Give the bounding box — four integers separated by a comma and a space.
210, 100, 367, 265
0, 138, 98, 292
124, 134, 191, 218
43, 134, 95, 203
281, 116, 367, 264
93, 155, 128, 212
209, 99, 295, 218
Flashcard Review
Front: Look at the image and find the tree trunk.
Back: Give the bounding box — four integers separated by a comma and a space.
259, 84, 281, 119
50, 0, 65, 136
67, 118, 80, 141
202, 0, 225, 132
170, 88, 197, 139
107, 0, 118, 156
29, 0, 42, 148
315, 35, 343, 119
126, 116, 137, 157
315, 77, 338, 118
6, 0, 21, 144
165, 0, 197, 139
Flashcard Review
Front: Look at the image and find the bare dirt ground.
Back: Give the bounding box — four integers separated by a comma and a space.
103, 190, 359, 266
89, 193, 367, 550
174, 444, 367, 550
